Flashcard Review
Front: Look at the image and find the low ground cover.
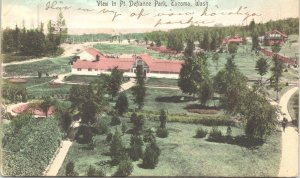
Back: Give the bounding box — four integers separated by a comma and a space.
2, 115, 63, 176
4, 57, 71, 77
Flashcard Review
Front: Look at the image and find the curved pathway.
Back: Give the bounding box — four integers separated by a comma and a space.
43, 79, 136, 176
276, 87, 298, 177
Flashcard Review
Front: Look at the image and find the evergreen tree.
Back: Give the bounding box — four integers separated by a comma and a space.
132, 65, 146, 109
270, 56, 284, 100
110, 129, 125, 163
159, 109, 167, 129
255, 58, 270, 81
65, 161, 78, 176
142, 141, 160, 169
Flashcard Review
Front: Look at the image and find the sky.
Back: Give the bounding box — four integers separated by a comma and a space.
2, 0, 299, 34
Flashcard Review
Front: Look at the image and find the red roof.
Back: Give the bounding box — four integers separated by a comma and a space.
72, 49, 184, 73
223, 36, 243, 44
266, 30, 288, 38
85, 48, 106, 58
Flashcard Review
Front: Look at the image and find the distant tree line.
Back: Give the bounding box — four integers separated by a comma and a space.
146, 18, 299, 52
2, 11, 67, 57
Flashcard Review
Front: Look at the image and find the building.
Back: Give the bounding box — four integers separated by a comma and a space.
71, 48, 184, 79
222, 36, 243, 45
264, 30, 288, 46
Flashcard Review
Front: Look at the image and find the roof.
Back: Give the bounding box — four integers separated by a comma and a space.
85, 48, 106, 58
223, 36, 243, 44
265, 30, 288, 38
72, 49, 184, 73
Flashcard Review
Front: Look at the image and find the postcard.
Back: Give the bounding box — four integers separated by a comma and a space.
0, 0, 299, 177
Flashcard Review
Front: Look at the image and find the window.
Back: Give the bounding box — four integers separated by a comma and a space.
88, 68, 92, 71
77, 68, 82, 71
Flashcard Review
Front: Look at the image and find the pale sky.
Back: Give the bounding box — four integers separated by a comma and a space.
2, 0, 299, 34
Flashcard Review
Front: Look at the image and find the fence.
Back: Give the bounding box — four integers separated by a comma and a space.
260, 48, 297, 65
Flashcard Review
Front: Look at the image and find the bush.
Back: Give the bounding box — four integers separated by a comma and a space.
86, 165, 105, 177
94, 118, 109, 135
106, 132, 113, 142
111, 115, 121, 126
121, 122, 128, 134
142, 141, 160, 169
226, 126, 232, 137
66, 161, 78, 176
115, 93, 129, 116
75, 125, 94, 144
195, 127, 208, 138
114, 154, 133, 177
156, 128, 169, 138
208, 127, 223, 140
129, 135, 144, 161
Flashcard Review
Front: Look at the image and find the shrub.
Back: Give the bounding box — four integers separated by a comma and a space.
110, 129, 125, 163
114, 154, 133, 177
75, 125, 94, 144
129, 135, 144, 161
94, 118, 109, 135
156, 128, 169, 138
226, 126, 232, 137
86, 165, 105, 177
142, 141, 160, 169
143, 129, 156, 143
121, 122, 128, 134
130, 112, 138, 123
111, 115, 121, 126
66, 161, 78, 176
115, 93, 129, 116
106, 132, 113, 143
208, 127, 223, 140
195, 127, 208, 138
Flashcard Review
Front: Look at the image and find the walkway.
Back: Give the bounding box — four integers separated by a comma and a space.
43, 78, 136, 176
277, 87, 298, 177
43, 121, 80, 176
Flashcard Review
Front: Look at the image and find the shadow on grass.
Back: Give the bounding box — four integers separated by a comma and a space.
206, 135, 264, 149
137, 163, 155, 169
155, 95, 197, 103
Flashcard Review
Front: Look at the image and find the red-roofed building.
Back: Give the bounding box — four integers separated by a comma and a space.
223, 36, 243, 45
72, 48, 184, 79
264, 30, 288, 46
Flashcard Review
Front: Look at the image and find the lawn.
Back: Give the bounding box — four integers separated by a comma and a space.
3, 77, 72, 99
64, 75, 102, 84
124, 88, 215, 115
26, 82, 72, 99
93, 43, 181, 60
146, 78, 178, 87
57, 119, 281, 177
4, 57, 71, 77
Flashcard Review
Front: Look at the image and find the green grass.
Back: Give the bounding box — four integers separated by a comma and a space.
4, 57, 71, 77
27, 83, 72, 99
57, 120, 281, 177
3, 77, 72, 99
93, 43, 180, 60
124, 88, 212, 114
4, 77, 54, 88
64, 75, 102, 84
1, 53, 32, 63
146, 78, 178, 87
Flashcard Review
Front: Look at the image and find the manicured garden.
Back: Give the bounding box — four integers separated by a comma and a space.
4, 57, 71, 77
2, 115, 63, 176
93, 43, 180, 60
57, 118, 281, 177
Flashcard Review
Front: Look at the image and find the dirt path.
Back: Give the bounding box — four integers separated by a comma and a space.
43, 121, 80, 176
43, 79, 136, 176
2, 42, 96, 67
277, 87, 298, 177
